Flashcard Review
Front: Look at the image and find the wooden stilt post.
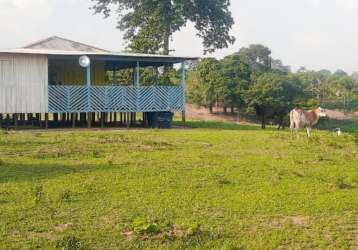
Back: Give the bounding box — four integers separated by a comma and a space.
54, 113, 58, 125
101, 112, 105, 128
126, 112, 130, 128
31, 114, 35, 127
92, 112, 95, 124
14, 114, 18, 130
36, 113, 42, 128
182, 111, 186, 124
181, 61, 186, 127
6, 114, 10, 129
72, 113, 76, 128
142, 112, 146, 127
45, 113, 49, 129
85, 59, 91, 129
87, 112, 91, 128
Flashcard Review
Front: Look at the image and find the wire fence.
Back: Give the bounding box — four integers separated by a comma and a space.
321, 98, 358, 112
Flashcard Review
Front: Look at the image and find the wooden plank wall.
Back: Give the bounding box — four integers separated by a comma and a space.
0, 54, 48, 113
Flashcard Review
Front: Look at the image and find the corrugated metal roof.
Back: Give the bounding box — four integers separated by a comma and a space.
23, 36, 110, 52
0, 36, 198, 61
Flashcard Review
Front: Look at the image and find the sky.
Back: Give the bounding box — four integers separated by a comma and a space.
0, 0, 357, 73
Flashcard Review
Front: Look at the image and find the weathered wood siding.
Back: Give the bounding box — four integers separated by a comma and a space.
0, 54, 48, 113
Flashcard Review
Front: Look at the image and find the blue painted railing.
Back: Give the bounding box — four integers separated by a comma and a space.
48, 85, 185, 113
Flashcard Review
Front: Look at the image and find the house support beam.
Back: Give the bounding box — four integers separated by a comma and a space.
86, 61, 92, 129
181, 61, 186, 124
45, 113, 49, 129
14, 114, 18, 130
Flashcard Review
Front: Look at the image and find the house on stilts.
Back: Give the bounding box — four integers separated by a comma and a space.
0, 36, 196, 129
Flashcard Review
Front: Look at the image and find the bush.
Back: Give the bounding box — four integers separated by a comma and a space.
132, 218, 161, 235
56, 235, 86, 250
59, 190, 72, 202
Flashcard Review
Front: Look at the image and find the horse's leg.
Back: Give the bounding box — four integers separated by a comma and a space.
306, 127, 311, 138
290, 120, 296, 137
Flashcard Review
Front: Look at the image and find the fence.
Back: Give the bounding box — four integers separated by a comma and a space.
48, 85, 185, 113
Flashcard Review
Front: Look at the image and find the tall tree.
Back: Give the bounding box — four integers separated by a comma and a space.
220, 53, 251, 112
245, 73, 303, 128
92, 0, 235, 54
194, 58, 224, 113
238, 45, 271, 73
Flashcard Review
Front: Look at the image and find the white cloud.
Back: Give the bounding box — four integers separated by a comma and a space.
335, 0, 358, 12
306, 0, 322, 8
0, 0, 50, 9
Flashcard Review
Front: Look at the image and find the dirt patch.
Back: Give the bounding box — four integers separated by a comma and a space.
186, 104, 244, 123
187, 105, 358, 123
269, 216, 308, 229
53, 223, 72, 233
326, 109, 358, 121
29, 231, 57, 241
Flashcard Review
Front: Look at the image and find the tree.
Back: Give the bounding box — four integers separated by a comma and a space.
271, 59, 291, 74
351, 71, 358, 81
238, 44, 272, 78
317, 69, 332, 79
220, 53, 251, 112
245, 73, 303, 129
194, 58, 225, 113
92, 0, 235, 54
333, 69, 348, 77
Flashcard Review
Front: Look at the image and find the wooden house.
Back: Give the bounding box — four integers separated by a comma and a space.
0, 36, 195, 128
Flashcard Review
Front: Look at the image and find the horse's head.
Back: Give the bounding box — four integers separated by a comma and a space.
318, 107, 327, 117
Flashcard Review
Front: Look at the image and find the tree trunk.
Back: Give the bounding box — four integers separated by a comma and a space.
231, 106, 235, 114
223, 107, 227, 113
209, 105, 213, 114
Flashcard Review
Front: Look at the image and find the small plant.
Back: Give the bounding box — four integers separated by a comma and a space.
59, 190, 72, 202
92, 150, 101, 158
132, 218, 161, 235
335, 177, 353, 190
32, 185, 44, 203
56, 235, 85, 250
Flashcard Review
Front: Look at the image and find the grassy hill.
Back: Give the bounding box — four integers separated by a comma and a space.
0, 122, 358, 249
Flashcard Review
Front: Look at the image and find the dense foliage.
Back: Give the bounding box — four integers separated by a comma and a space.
92, 0, 235, 54
188, 44, 358, 126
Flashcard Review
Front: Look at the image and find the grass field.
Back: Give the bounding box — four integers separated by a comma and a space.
1, 121, 358, 249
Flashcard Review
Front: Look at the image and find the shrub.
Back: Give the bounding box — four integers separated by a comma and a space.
56, 235, 86, 250
59, 190, 72, 202
132, 218, 161, 235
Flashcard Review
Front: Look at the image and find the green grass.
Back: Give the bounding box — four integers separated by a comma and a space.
0, 121, 358, 249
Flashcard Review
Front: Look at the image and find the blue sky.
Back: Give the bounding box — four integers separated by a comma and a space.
0, 0, 357, 73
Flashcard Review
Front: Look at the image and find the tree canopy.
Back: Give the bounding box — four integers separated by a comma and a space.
187, 43, 358, 125
92, 0, 235, 54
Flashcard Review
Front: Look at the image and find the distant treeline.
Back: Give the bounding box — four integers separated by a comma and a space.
186, 44, 358, 126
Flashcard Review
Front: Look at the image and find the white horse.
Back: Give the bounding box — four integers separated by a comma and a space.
290, 107, 327, 137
